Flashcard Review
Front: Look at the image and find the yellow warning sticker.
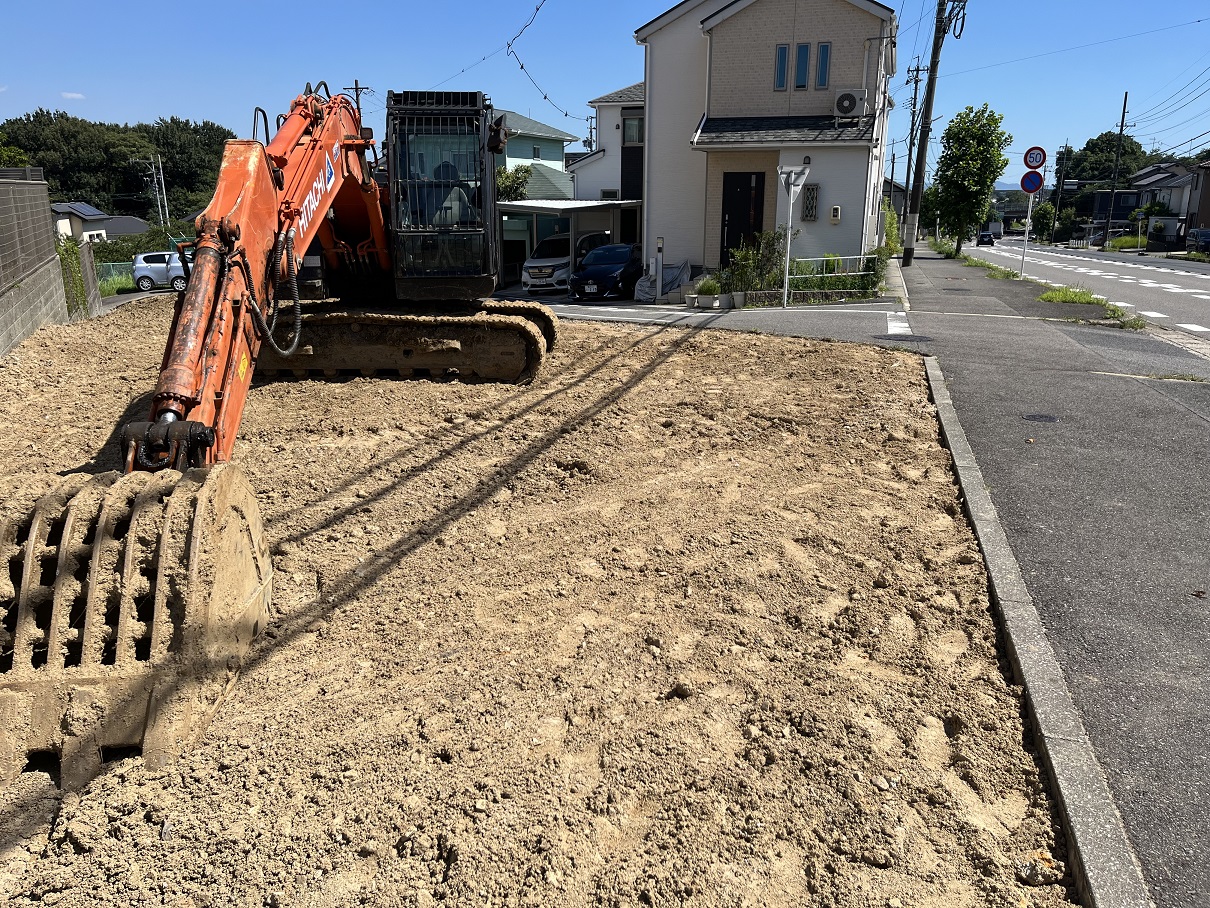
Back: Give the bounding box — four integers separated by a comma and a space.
238, 352, 248, 381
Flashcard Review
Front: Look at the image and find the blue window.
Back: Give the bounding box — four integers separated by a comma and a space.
774, 44, 789, 91
794, 44, 811, 90
816, 42, 831, 89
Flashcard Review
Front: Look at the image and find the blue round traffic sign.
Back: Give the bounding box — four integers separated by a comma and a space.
1021, 170, 1044, 194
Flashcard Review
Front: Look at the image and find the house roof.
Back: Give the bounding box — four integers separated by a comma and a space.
637, 0, 892, 40
98, 215, 150, 236
1149, 172, 1194, 189
495, 109, 578, 143
524, 162, 575, 201
700, 0, 892, 31
588, 82, 645, 106
51, 201, 109, 220
567, 148, 606, 171
693, 115, 875, 148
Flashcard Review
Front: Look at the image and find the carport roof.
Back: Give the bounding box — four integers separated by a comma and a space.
497, 199, 642, 216
693, 115, 874, 148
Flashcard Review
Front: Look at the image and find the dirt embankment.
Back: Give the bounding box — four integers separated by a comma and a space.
0, 298, 1076, 907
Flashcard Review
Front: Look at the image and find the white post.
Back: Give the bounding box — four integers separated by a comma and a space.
1020, 191, 1035, 277
777, 163, 810, 308
655, 236, 664, 299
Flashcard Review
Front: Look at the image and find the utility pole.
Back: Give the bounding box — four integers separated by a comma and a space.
134, 157, 166, 228
1052, 139, 1069, 241
901, 59, 926, 225
1103, 92, 1131, 249
902, 0, 968, 267
157, 154, 170, 225
343, 79, 371, 117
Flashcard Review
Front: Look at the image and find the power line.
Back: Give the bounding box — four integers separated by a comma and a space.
940, 17, 1210, 79
426, 0, 550, 92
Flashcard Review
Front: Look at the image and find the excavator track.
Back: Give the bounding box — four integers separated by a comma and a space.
0, 464, 270, 788
257, 309, 549, 383
478, 299, 559, 353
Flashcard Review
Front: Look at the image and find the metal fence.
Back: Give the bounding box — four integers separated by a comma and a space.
97, 261, 134, 281
787, 254, 879, 297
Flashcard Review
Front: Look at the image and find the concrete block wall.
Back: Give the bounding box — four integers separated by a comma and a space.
0, 255, 70, 357
0, 179, 70, 357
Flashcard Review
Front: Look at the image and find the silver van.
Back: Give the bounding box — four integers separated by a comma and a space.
132, 251, 192, 292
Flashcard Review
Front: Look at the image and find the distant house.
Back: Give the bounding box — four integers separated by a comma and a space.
52, 202, 149, 243
493, 109, 578, 174
882, 176, 905, 216
570, 82, 645, 203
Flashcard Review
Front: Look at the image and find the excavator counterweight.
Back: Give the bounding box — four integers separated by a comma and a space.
1, 85, 557, 785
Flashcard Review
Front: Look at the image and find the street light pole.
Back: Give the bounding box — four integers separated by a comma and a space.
778, 161, 810, 308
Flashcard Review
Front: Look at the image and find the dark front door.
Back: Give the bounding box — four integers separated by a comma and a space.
721, 172, 765, 266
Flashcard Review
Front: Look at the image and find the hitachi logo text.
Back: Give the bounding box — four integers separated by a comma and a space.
298, 170, 328, 235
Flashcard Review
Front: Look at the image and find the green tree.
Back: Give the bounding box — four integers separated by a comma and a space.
919, 184, 941, 236
0, 110, 234, 219
1054, 206, 1078, 243
1069, 131, 1147, 183
882, 198, 902, 254
496, 164, 532, 201
1031, 201, 1056, 243
933, 104, 1011, 254
0, 130, 30, 167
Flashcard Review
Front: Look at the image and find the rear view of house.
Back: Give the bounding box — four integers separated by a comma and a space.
636, 0, 896, 271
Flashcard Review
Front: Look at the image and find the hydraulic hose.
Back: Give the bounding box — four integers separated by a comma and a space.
245, 229, 302, 356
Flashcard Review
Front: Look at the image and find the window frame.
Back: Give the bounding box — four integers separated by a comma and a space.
532, 145, 542, 161
794, 43, 811, 91
774, 44, 790, 91
801, 184, 820, 222
622, 115, 644, 146
816, 42, 832, 90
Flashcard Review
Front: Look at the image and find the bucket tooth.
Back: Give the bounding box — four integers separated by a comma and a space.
0, 464, 271, 788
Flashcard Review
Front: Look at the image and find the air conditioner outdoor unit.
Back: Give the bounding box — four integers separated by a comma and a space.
833, 89, 868, 119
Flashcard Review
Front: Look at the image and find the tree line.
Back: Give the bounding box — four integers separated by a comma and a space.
0, 110, 234, 221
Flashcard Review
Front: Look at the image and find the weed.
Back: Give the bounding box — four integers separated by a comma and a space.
1038, 286, 1103, 305
99, 274, 134, 296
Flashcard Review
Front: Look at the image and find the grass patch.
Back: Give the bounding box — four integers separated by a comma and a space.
1181, 251, 1210, 264
1108, 235, 1147, 252
928, 237, 959, 258
1038, 286, 1103, 305
99, 274, 134, 296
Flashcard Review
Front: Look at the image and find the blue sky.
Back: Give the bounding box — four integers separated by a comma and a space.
3, 1, 1209, 191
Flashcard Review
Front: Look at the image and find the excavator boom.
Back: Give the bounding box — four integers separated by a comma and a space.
1, 84, 558, 786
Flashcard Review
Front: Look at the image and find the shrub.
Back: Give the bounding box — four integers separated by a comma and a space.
882, 200, 902, 254
695, 276, 721, 295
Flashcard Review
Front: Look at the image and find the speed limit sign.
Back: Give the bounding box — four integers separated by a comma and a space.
1024, 146, 1047, 170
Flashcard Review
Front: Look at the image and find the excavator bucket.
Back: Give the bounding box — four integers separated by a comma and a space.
0, 463, 270, 789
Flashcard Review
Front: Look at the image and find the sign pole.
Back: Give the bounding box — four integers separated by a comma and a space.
1020, 191, 1034, 277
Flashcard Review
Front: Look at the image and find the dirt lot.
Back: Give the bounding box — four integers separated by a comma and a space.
0, 297, 1077, 907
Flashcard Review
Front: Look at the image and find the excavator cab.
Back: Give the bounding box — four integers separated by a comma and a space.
385, 91, 502, 302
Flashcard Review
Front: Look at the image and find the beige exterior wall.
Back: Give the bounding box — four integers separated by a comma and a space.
703, 151, 779, 269
642, 0, 732, 269
708, 0, 883, 118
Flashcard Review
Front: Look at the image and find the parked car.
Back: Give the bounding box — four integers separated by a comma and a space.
521, 232, 610, 294
976, 232, 995, 246
1187, 228, 1210, 254
133, 251, 193, 292
569, 244, 644, 301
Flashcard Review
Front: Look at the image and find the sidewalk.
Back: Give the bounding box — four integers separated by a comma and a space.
902, 250, 1210, 908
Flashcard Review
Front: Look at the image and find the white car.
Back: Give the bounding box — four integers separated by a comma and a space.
521, 232, 610, 294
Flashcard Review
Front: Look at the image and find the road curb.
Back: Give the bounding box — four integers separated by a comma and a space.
886, 255, 910, 310
924, 357, 1155, 908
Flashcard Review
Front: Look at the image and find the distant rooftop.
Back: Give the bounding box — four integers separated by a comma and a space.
494, 109, 577, 143
51, 201, 109, 220
588, 82, 645, 106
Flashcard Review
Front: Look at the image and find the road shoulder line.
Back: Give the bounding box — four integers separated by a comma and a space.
924, 356, 1155, 908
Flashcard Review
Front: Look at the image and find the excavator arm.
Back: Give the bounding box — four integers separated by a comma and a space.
122, 88, 390, 472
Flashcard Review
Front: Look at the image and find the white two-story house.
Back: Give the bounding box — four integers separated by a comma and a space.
635, 0, 896, 271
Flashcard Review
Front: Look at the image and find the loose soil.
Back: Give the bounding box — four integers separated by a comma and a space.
0, 297, 1077, 907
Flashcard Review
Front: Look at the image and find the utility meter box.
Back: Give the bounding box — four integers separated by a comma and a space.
830, 205, 842, 224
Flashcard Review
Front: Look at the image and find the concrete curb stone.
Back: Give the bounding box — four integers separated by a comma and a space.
925, 356, 1155, 908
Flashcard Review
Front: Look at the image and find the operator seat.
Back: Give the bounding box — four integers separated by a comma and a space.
428, 161, 476, 227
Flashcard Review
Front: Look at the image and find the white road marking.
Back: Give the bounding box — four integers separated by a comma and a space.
1176, 323, 1210, 332
1138, 311, 1169, 318
886, 312, 912, 335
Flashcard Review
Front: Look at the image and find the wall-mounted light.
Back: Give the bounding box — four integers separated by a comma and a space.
616, 123, 621, 129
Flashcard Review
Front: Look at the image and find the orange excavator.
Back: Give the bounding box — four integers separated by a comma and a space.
0, 85, 556, 787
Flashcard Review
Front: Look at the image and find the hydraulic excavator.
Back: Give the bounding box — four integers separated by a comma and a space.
0, 85, 557, 787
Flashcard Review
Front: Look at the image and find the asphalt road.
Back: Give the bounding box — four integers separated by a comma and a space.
978, 240, 1210, 338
